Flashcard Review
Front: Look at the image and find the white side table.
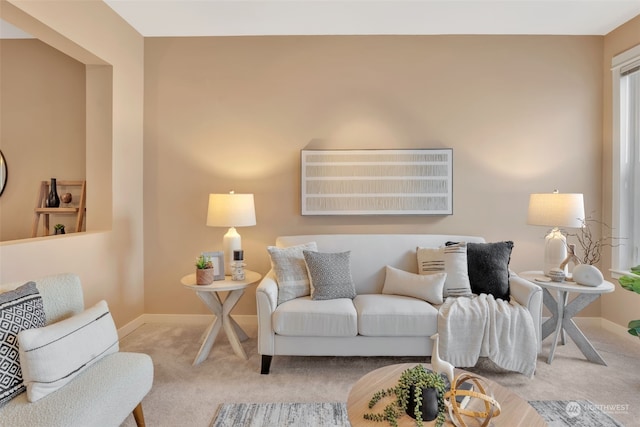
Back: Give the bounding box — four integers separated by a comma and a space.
519, 270, 614, 365
181, 270, 262, 366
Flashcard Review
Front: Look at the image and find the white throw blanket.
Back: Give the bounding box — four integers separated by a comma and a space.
437, 294, 537, 377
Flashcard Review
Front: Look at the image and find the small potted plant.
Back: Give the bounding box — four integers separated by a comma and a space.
618, 265, 640, 338
195, 254, 214, 285
54, 224, 66, 235
364, 364, 447, 427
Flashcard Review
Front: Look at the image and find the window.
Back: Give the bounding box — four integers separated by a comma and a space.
612, 44, 640, 271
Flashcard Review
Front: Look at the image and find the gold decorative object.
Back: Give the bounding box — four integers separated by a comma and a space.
443, 373, 501, 427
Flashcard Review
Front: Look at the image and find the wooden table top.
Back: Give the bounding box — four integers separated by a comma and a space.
347, 363, 546, 427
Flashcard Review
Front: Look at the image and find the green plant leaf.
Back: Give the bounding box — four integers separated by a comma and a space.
631, 265, 640, 275
619, 276, 640, 294
628, 320, 640, 337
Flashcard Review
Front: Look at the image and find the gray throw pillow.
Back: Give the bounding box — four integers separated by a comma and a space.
0, 282, 46, 407
303, 250, 356, 300
466, 241, 514, 301
267, 242, 318, 305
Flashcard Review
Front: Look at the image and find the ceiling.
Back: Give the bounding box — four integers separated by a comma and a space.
102, 0, 640, 37
2, 1, 640, 38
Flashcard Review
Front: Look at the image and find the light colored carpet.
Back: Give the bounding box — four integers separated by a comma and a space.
210, 401, 623, 427
119, 318, 640, 427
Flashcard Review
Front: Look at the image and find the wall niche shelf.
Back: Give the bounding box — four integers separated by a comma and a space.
31, 180, 86, 237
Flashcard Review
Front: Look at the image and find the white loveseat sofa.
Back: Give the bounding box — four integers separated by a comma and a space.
256, 234, 543, 374
0, 273, 153, 427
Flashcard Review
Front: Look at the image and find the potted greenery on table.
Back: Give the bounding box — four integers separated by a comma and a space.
364, 364, 447, 427
618, 265, 640, 338
195, 254, 214, 285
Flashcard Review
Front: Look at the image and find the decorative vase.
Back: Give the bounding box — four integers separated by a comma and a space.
405, 385, 439, 421
46, 178, 60, 208
196, 268, 214, 285
54, 226, 65, 235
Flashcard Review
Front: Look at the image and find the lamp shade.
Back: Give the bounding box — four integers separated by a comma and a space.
206, 193, 256, 228
527, 192, 585, 228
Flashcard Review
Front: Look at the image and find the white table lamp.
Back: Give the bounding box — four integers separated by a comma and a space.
527, 191, 585, 276
206, 192, 256, 275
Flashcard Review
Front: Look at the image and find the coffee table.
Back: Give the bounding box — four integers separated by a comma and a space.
347, 363, 545, 427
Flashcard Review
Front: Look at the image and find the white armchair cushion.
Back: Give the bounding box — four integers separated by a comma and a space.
382, 266, 446, 304
18, 300, 118, 402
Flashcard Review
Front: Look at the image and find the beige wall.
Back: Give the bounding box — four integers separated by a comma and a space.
602, 15, 640, 328
0, 39, 86, 241
144, 35, 603, 316
0, 0, 144, 328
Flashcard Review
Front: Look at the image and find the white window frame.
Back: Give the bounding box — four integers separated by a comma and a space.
611, 43, 640, 274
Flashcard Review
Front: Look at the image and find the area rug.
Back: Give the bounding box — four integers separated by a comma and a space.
211, 401, 624, 427
529, 400, 624, 427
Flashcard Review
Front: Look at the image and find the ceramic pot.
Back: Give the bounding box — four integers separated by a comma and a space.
196, 268, 214, 285
405, 385, 439, 421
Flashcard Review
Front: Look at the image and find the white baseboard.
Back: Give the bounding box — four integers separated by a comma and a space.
117, 313, 257, 339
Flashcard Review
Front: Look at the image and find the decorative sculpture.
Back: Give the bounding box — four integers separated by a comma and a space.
444, 373, 501, 427
430, 333, 454, 385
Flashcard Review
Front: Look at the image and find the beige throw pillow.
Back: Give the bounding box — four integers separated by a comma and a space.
416, 242, 472, 297
382, 265, 447, 305
267, 242, 318, 305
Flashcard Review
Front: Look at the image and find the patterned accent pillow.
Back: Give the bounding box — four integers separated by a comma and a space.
267, 242, 318, 305
303, 250, 357, 300
466, 241, 514, 301
416, 242, 472, 297
0, 282, 45, 407
382, 266, 447, 305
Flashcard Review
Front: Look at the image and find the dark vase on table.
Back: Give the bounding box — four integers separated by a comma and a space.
46, 178, 60, 208
405, 385, 439, 421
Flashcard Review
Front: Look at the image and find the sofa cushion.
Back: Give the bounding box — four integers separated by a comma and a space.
273, 297, 357, 337
267, 241, 318, 305
303, 250, 356, 300
18, 300, 119, 402
466, 241, 513, 301
417, 242, 472, 297
0, 282, 45, 407
382, 266, 446, 305
354, 294, 439, 337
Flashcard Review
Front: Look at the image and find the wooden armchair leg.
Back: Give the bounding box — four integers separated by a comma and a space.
133, 402, 146, 427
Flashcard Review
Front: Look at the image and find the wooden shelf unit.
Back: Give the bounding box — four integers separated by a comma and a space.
31, 180, 86, 237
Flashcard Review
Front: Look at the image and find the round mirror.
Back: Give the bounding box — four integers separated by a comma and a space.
0, 150, 7, 197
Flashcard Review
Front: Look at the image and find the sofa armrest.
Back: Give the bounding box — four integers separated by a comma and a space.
256, 270, 278, 356
510, 272, 543, 352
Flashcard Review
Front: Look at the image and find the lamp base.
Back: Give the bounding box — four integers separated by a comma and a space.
223, 227, 241, 276
544, 228, 568, 277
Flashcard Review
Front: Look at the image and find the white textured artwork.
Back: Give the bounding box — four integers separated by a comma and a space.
301, 149, 453, 215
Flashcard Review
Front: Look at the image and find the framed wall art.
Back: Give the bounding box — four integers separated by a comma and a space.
301, 149, 452, 216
